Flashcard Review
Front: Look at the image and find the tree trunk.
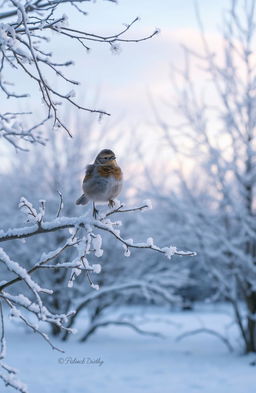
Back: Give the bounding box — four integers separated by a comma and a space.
246, 318, 256, 352
245, 292, 256, 353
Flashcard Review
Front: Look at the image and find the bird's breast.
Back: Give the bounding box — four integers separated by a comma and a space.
97, 165, 123, 180
83, 164, 122, 202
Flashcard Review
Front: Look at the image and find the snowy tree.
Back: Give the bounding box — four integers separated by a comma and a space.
154, 0, 256, 353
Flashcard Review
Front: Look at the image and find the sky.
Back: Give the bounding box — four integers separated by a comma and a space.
1, 0, 229, 168
1, 0, 228, 116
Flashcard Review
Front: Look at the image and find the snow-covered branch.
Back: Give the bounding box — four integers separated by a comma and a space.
0, 196, 195, 392
0, 199, 196, 259
0, 0, 159, 149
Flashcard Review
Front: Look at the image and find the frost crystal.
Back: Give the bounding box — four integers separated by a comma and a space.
123, 244, 131, 257
92, 234, 103, 257
92, 264, 102, 274
161, 246, 177, 259
91, 283, 99, 291
146, 237, 154, 246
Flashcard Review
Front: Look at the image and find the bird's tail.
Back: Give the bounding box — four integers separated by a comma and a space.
76, 194, 89, 205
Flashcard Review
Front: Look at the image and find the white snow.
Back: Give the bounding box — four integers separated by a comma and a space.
92, 235, 104, 258
92, 264, 102, 274
146, 237, 154, 246
3, 304, 256, 393
90, 283, 100, 291
161, 246, 178, 259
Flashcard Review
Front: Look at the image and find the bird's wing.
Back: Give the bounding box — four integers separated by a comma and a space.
83, 164, 95, 183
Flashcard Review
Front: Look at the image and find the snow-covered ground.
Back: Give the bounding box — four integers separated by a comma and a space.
4, 304, 256, 393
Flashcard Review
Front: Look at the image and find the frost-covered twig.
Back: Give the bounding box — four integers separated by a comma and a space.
0, 199, 196, 258
95, 220, 196, 258
5, 297, 65, 353
0, 237, 79, 292
0, 302, 28, 393
0, 0, 159, 149
0, 112, 47, 151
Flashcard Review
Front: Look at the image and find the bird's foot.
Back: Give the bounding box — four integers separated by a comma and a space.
108, 199, 115, 209
93, 203, 99, 219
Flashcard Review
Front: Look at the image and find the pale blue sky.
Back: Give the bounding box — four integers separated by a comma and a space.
1, 0, 229, 150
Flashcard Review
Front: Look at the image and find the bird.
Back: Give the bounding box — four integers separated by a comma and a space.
76, 149, 123, 218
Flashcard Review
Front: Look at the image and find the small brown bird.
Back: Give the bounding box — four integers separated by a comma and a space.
76, 149, 123, 218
